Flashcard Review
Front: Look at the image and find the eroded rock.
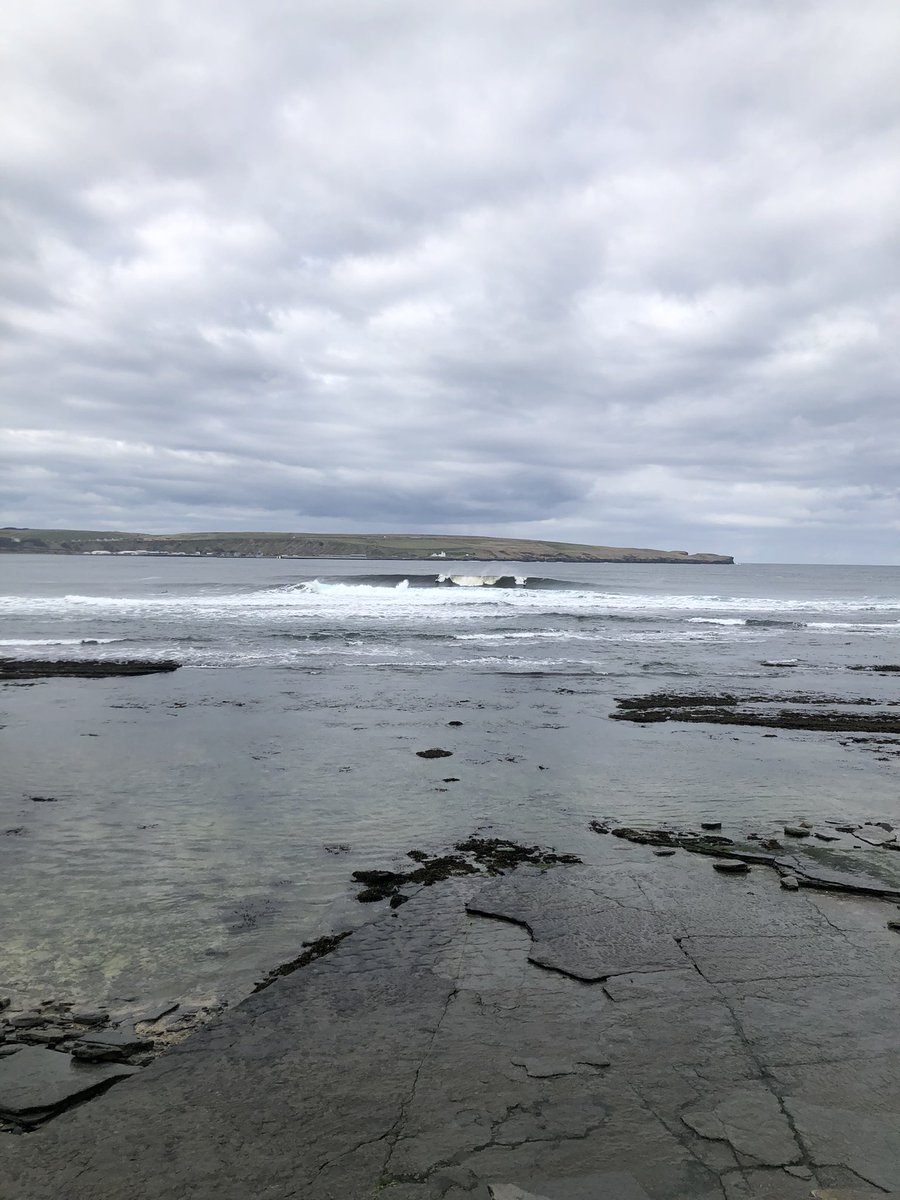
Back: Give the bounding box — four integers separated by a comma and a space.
0, 1047, 136, 1128
71, 1029, 148, 1064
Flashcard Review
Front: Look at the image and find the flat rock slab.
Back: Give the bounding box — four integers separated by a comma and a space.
854, 826, 897, 847
0, 1047, 136, 1127
681, 1082, 800, 1166
72, 1028, 147, 1063
786, 1099, 900, 1193
4, 861, 900, 1198
489, 1174, 651, 1199
466, 867, 686, 980
774, 853, 900, 898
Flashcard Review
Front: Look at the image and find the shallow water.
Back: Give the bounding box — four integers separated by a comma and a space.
2, 555, 899, 1010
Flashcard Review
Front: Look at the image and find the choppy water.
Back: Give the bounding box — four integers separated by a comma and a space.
2, 555, 900, 1011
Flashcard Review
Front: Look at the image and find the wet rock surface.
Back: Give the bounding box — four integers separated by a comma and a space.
0, 659, 180, 680
0, 1048, 136, 1130
611, 690, 900, 735
0, 998, 225, 1130
70, 1029, 149, 1064
600, 819, 900, 900
3, 857, 900, 1197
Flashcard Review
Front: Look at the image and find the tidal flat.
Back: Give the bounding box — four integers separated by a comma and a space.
3, 656, 899, 1016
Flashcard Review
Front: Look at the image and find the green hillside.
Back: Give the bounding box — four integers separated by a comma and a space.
0, 528, 733, 563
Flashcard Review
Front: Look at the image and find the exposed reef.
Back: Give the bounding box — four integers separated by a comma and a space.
611, 690, 900, 735
0, 660, 180, 680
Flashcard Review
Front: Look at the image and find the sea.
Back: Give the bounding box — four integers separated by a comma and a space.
2, 554, 899, 1013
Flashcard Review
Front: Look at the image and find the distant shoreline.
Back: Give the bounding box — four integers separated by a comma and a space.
0, 528, 735, 565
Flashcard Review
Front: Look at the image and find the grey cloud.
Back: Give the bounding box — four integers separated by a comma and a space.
1, 0, 899, 560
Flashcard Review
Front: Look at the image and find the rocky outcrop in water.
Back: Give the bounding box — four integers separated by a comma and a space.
611, 690, 900, 735
0, 660, 180, 680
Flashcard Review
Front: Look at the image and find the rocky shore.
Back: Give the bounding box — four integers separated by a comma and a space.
1, 838, 578, 1134
4, 827, 900, 1196
0, 999, 224, 1132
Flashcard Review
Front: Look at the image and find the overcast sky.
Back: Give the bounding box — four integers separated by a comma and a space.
2, 1, 899, 562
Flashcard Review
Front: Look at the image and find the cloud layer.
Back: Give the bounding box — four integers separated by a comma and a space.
2, 0, 899, 561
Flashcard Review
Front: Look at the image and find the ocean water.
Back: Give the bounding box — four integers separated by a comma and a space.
2, 555, 899, 1010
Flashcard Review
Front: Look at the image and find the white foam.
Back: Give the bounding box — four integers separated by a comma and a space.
453, 629, 600, 642
686, 617, 746, 626
0, 636, 121, 645
2, 581, 899, 637
808, 621, 900, 630
435, 574, 526, 587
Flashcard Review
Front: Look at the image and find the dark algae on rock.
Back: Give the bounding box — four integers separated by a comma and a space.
611, 689, 900, 735
352, 837, 581, 906
0, 659, 180, 680
253, 931, 354, 992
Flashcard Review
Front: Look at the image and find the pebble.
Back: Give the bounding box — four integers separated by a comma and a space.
713, 860, 750, 874
653, 849, 676, 857
780, 875, 800, 891
0, 1045, 22, 1057
0, 998, 9, 1012
700, 822, 722, 831
784, 826, 811, 838
887, 920, 900, 932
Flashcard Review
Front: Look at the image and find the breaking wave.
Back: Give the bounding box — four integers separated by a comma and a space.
294, 573, 595, 591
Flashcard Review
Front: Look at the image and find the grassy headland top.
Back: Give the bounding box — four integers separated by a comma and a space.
1, 528, 733, 563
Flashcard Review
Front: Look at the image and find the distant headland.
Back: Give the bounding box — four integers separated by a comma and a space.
0, 528, 734, 564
